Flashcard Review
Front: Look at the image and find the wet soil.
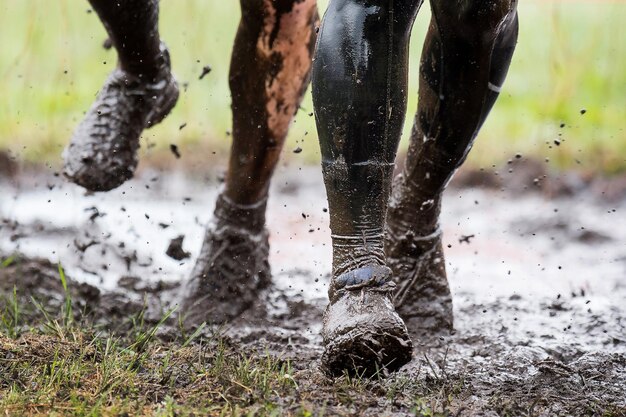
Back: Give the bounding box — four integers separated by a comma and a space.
1, 161, 625, 416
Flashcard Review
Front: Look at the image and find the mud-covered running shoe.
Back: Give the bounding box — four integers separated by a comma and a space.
385, 175, 454, 334
63, 43, 179, 192
181, 194, 271, 326
322, 265, 413, 377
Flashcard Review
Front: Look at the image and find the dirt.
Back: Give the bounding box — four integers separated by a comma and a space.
165, 235, 191, 260
1, 161, 625, 416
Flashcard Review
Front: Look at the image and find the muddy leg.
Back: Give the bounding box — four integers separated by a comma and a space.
182, 0, 319, 326
63, 0, 179, 192
312, 0, 423, 376
385, 1, 519, 333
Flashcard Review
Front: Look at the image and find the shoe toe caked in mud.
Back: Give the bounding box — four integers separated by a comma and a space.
386, 226, 454, 334
181, 195, 271, 327
63, 44, 179, 192
322, 265, 413, 377
385, 176, 454, 335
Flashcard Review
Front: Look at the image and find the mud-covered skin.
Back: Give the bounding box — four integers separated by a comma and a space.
226, 0, 319, 204
312, 0, 423, 375
385, 2, 519, 333
312, 0, 423, 276
182, 195, 271, 326
397, 2, 519, 201
322, 266, 413, 377
313, 0, 519, 372
63, 46, 178, 192
182, 0, 319, 325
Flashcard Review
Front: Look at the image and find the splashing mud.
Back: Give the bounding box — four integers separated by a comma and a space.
1, 165, 624, 415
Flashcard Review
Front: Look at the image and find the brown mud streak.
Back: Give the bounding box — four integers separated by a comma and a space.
180, 0, 318, 325
262, 0, 317, 136
226, 0, 318, 204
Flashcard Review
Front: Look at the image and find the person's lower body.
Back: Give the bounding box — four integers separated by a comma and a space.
386, 0, 519, 336
181, 0, 320, 325
64, 0, 520, 378
312, 0, 518, 375
64, 0, 179, 192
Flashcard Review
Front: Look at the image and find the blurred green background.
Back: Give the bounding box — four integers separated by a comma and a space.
0, 0, 624, 172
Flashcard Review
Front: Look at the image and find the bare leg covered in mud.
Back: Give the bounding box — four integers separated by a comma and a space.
63, 0, 179, 191
385, 0, 519, 335
182, 0, 319, 325
312, 0, 423, 376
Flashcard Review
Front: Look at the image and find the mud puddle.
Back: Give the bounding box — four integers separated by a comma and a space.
0, 165, 625, 415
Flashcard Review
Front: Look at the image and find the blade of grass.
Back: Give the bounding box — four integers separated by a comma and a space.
1, 255, 16, 268
182, 321, 206, 348
58, 263, 72, 327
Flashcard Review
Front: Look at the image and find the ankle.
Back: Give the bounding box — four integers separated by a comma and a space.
214, 193, 267, 234
388, 178, 442, 236
331, 227, 386, 272
119, 42, 171, 83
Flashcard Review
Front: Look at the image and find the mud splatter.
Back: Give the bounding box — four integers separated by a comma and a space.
198, 65, 212, 80
1, 166, 625, 414
165, 235, 190, 261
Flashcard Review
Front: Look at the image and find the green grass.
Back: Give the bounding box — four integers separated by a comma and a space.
0, 256, 464, 417
2, 255, 624, 416
0, 1, 625, 172
0, 324, 300, 416
0, 258, 299, 416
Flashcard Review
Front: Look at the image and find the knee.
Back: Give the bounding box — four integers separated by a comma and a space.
432, 0, 516, 38
323, 0, 418, 29
316, 0, 418, 59
240, 0, 318, 37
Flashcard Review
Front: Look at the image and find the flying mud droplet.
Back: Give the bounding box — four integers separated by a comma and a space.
166, 235, 191, 261
199, 65, 212, 80
74, 239, 97, 253
179, 123, 187, 130
170, 144, 181, 159
85, 206, 105, 222
293, 147, 303, 154
459, 234, 475, 244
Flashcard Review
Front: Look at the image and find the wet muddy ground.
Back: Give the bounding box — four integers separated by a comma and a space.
1, 161, 625, 416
